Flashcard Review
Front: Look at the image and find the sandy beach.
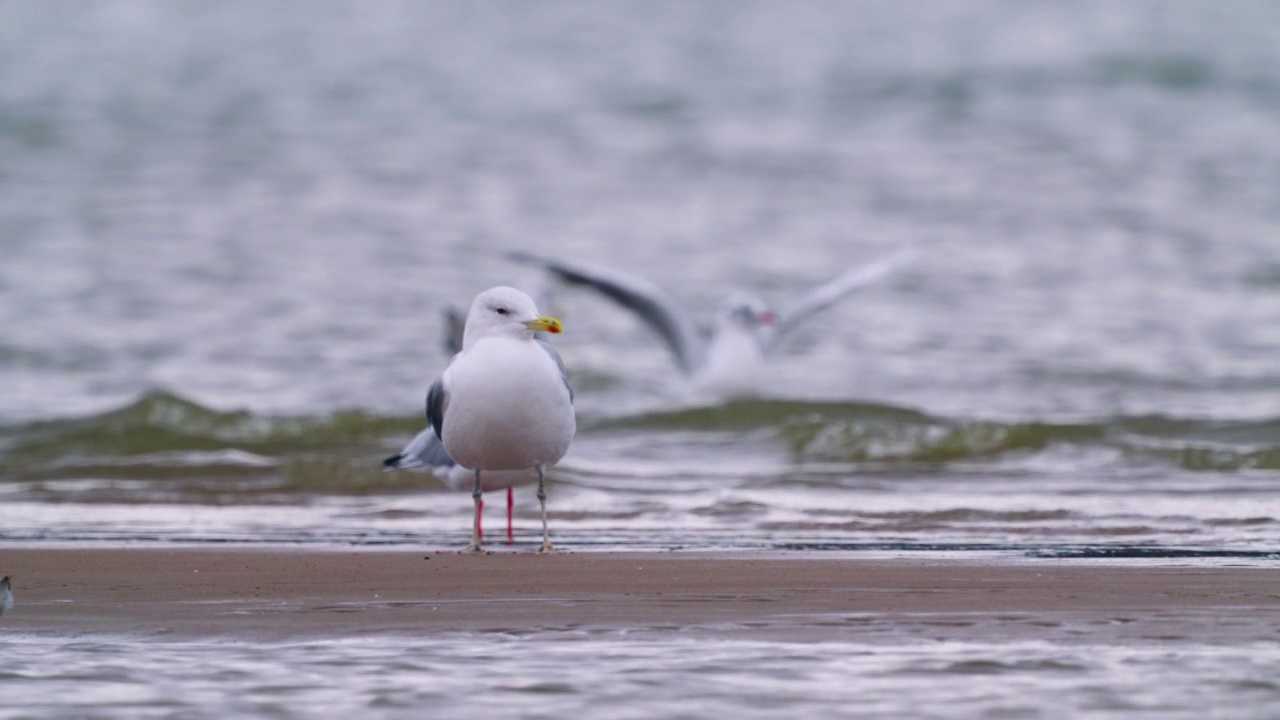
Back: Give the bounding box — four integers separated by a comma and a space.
2, 547, 1276, 644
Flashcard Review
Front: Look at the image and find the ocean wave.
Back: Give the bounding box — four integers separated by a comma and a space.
2, 392, 1278, 504
600, 399, 1280, 470
3, 390, 419, 460
0, 391, 428, 500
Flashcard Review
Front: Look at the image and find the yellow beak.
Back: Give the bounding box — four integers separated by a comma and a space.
524, 316, 563, 334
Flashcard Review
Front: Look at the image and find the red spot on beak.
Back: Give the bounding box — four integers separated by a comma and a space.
758, 310, 776, 326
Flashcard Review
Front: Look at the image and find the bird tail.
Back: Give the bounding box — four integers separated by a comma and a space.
382, 428, 456, 472
382, 453, 420, 471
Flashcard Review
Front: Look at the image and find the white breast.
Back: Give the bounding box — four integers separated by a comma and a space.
694, 327, 765, 398
441, 337, 576, 471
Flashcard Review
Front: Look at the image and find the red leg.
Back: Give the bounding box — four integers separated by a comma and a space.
477, 496, 484, 543
506, 486, 514, 545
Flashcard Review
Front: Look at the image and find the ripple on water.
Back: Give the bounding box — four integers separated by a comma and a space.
1, 635, 1278, 719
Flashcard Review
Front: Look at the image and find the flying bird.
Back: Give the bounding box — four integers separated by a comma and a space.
387, 286, 575, 552
509, 248, 914, 397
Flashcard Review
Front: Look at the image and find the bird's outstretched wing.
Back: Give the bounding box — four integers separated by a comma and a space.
510, 251, 703, 374
763, 248, 915, 351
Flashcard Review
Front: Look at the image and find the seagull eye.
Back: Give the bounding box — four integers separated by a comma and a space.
495, 307, 509, 316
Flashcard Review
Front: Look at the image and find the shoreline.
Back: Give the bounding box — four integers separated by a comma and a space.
2, 546, 1277, 643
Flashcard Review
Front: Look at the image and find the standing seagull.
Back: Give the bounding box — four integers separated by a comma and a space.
385, 297, 549, 544
510, 248, 914, 397
413, 286, 575, 552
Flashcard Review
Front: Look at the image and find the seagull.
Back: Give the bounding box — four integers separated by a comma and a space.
383, 429, 537, 545
510, 248, 914, 397
386, 293, 557, 545
393, 286, 575, 552
0, 576, 12, 617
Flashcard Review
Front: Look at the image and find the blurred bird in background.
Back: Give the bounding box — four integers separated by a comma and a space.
510, 248, 915, 398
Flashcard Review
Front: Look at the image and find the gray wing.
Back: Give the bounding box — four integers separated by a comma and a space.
383, 426, 455, 471
537, 339, 574, 403
763, 248, 916, 352
426, 376, 448, 439
510, 251, 703, 375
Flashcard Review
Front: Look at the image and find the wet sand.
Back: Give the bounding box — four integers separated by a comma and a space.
2, 547, 1277, 644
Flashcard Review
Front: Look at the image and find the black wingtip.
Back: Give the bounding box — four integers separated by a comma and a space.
382, 454, 403, 469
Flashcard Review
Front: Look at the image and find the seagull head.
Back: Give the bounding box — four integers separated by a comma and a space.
716, 294, 774, 335
463, 286, 563, 349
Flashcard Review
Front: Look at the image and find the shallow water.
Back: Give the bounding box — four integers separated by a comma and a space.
1, 1, 1279, 717
3, 392, 1277, 559
3, 634, 1279, 720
